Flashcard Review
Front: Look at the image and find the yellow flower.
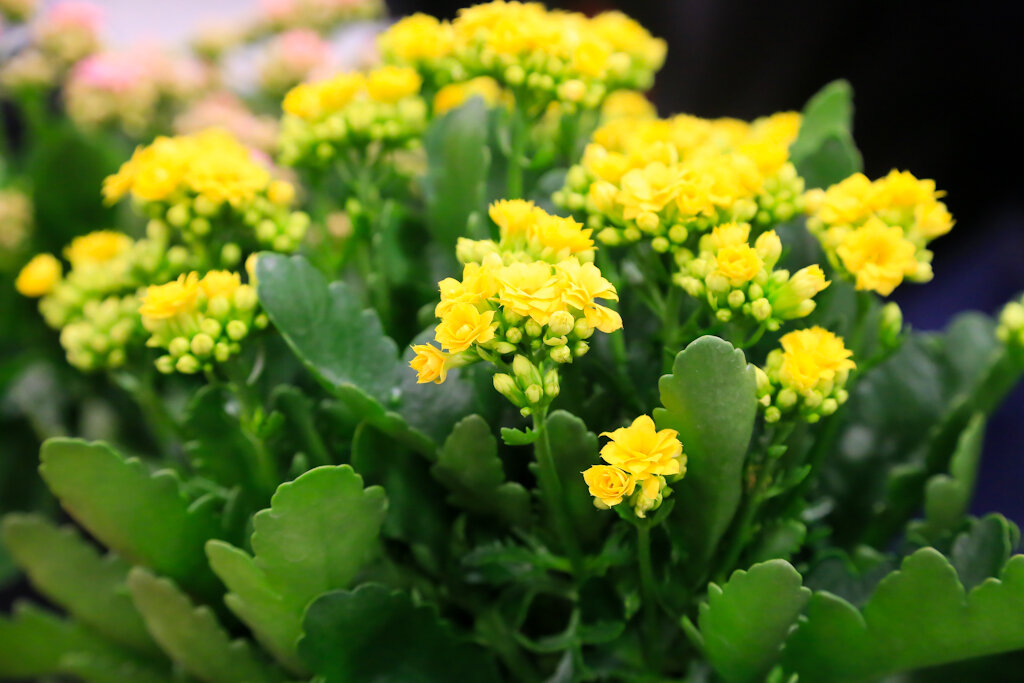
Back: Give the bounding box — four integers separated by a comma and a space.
497, 261, 565, 325
583, 465, 635, 508
914, 200, 954, 240
778, 326, 855, 393
15, 253, 61, 297
715, 244, 762, 283
318, 73, 366, 113
186, 144, 271, 206
835, 217, 918, 296
582, 144, 630, 184
139, 272, 201, 321
129, 136, 193, 201
571, 39, 611, 78
489, 199, 540, 241
436, 261, 500, 317
433, 77, 503, 115
64, 230, 133, 267
410, 343, 448, 384
434, 302, 497, 352
599, 415, 684, 479
378, 13, 454, 61
617, 162, 689, 219
199, 270, 241, 299
557, 258, 622, 333
709, 222, 750, 250
600, 90, 656, 121
366, 66, 422, 103
102, 162, 135, 204
530, 214, 594, 256
282, 83, 323, 121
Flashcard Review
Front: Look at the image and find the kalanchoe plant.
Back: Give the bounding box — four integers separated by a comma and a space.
3, 2, 1024, 683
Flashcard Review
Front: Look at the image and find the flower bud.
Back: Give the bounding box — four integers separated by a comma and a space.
234, 285, 258, 311
755, 230, 782, 267
176, 354, 201, 374
525, 319, 543, 337
512, 354, 542, 386
573, 340, 590, 357
727, 290, 745, 308
573, 317, 594, 340
208, 296, 231, 318
751, 298, 772, 321
490, 341, 517, 354
167, 204, 190, 227
544, 368, 560, 398
226, 320, 248, 341
550, 345, 572, 363
168, 336, 190, 357
214, 341, 232, 362
636, 211, 659, 232
221, 243, 242, 267
155, 355, 175, 374
548, 310, 575, 337
191, 217, 211, 236
764, 406, 781, 423
191, 333, 215, 357
505, 327, 523, 344
200, 318, 222, 338
880, 302, 903, 347
525, 384, 544, 405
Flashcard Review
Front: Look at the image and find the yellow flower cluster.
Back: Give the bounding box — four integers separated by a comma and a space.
758, 326, 856, 423
17, 227, 191, 371
674, 222, 830, 328
557, 110, 804, 243
140, 267, 267, 375
278, 66, 428, 166
583, 415, 685, 518
104, 129, 307, 253
378, 2, 665, 111
804, 169, 953, 296
411, 200, 620, 414
433, 76, 505, 115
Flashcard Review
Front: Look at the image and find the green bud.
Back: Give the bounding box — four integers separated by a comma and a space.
155, 355, 175, 374
256, 219, 278, 243
176, 354, 200, 374
233, 285, 258, 311
764, 406, 781, 423
880, 302, 903, 346
753, 366, 771, 397
168, 337, 190, 357
226, 320, 248, 341
716, 309, 732, 322
573, 340, 590, 357
254, 314, 269, 329
221, 243, 242, 267
821, 398, 839, 416
751, 298, 772, 322
525, 384, 544, 405
512, 354, 542, 386
597, 228, 621, 245
191, 217, 211, 236
208, 296, 231, 318
505, 327, 523, 344
493, 373, 524, 406
777, 388, 798, 410
190, 333, 215, 357
544, 368, 560, 398
636, 212, 659, 232
200, 317, 222, 338
544, 335, 568, 347
623, 227, 642, 242
550, 345, 572, 363
573, 317, 594, 340
525, 319, 543, 337
166, 204, 190, 227
167, 246, 189, 267
146, 219, 169, 242
668, 224, 689, 243
727, 290, 745, 308
194, 195, 219, 216
214, 342, 232, 362
652, 236, 670, 253
490, 341, 517, 354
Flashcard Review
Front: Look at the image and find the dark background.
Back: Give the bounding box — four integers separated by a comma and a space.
393, 0, 1024, 523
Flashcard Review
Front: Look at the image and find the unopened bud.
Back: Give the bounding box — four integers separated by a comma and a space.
573, 340, 590, 357
550, 345, 572, 363
544, 368, 560, 397
176, 354, 200, 374
751, 298, 772, 322
525, 319, 543, 337
548, 310, 575, 337
190, 333, 215, 357
226, 320, 248, 341
525, 384, 544, 405
505, 327, 523, 344
168, 337, 190, 357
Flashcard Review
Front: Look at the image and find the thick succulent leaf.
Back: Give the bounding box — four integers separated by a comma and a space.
127, 568, 284, 683
432, 414, 530, 527
185, 385, 254, 489
653, 337, 757, 576
423, 97, 492, 248
910, 414, 985, 543
206, 465, 386, 672
803, 546, 896, 608
789, 80, 862, 188
298, 584, 501, 682
949, 514, 1018, 592
783, 548, 1024, 682
544, 410, 608, 549
699, 560, 810, 682
256, 253, 400, 404
2, 513, 160, 656
38, 438, 221, 597
257, 254, 470, 457
0, 603, 171, 683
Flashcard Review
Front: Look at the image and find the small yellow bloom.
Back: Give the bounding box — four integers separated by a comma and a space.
914, 201, 954, 240
378, 13, 454, 61
778, 326, 855, 393
836, 217, 918, 296
282, 83, 323, 121
709, 222, 750, 250
318, 73, 366, 112
618, 162, 689, 220
366, 65, 422, 103
433, 77, 503, 115
600, 90, 656, 121
497, 261, 565, 325
489, 199, 540, 241
599, 415, 684, 479
583, 465, 635, 508
715, 244, 762, 283
530, 214, 594, 256
436, 261, 501, 317
267, 180, 296, 206
199, 270, 241, 300
64, 230, 133, 267
557, 258, 621, 333
140, 272, 201, 321
410, 343, 448, 384
15, 253, 61, 297
434, 303, 497, 352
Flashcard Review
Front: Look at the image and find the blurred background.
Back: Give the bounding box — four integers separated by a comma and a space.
3, 0, 1022, 518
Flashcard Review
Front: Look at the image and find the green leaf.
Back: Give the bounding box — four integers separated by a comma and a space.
949, 515, 1018, 592
433, 415, 530, 526
747, 519, 807, 564
783, 548, 1024, 682
38, 438, 221, 597
257, 253, 400, 405
911, 414, 985, 543
127, 568, 284, 683
545, 410, 607, 549
423, 97, 492, 247
2, 513, 160, 656
258, 254, 472, 457
0, 603, 172, 683
500, 426, 538, 445
184, 385, 253, 489
298, 584, 501, 682
206, 465, 386, 672
789, 80, 862, 188
699, 560, 810, 682
653, 336, 757, 575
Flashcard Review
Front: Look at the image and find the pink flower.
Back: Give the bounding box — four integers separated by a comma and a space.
275, 28, 330, 72
43, 1, 103, 33
71, 52, 144, 92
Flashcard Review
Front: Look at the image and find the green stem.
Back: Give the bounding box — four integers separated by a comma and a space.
507, 105, 527, 199
636, 521, 661, 668
532, 409, 584, 576
221, 362, 278, 498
